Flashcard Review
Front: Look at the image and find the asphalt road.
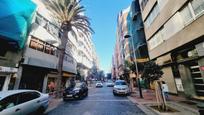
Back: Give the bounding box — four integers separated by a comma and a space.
47, 85, 145, 115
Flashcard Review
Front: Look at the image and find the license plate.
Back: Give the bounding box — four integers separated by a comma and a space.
118, 91, 125, 94
67, 95, 72, 97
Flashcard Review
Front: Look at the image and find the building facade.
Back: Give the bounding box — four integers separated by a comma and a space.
0, 0, 36, 91
112, 0, 148, 82
14, 0, 77, 93
139, 0, 204, 100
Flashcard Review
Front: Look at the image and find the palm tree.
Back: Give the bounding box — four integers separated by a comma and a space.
44, 0, 94, 93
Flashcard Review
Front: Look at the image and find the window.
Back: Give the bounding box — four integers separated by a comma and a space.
0, 94, 18, 111
18, 92, 40, 104
163, 13, 184, 40
140, 0, 149, 11
29, 37, 56, 55
148, 29, 164, 50
115, 81, 127, 85
191, 0, 204, 17
180, 5, 193, 25
145, 3, 159, 28
157, 0, 168, 10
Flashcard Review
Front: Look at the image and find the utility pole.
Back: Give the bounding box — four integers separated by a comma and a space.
126, 35, 143, 98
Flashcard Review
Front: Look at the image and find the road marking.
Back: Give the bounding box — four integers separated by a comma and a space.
82, 99, 129, 102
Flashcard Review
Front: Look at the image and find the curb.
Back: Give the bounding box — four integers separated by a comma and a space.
44, 98, 63, 114
127, 96, 199, 115
127, 96, 158, 115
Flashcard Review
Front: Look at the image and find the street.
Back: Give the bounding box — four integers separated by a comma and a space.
47, 86, 145, 115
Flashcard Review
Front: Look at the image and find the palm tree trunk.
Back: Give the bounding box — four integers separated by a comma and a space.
56, 29, 69, 97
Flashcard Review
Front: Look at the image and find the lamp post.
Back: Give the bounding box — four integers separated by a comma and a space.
125, 34, 143, 98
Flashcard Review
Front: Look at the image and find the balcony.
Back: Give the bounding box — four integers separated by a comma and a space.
23, 36, 58, 69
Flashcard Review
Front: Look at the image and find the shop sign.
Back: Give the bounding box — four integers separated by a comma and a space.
0, 66, 18, 73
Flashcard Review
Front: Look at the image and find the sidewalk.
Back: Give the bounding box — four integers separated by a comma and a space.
44, 95, 63, 114
128, 88, 200, 115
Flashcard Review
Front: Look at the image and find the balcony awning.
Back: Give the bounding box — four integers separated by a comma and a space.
0, 0, 36, 49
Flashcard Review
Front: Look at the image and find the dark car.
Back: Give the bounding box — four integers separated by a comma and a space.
63, 82, 88, 101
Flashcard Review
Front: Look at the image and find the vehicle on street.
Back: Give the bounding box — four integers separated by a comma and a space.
113, 80, 130, 96
0, 90, 49, 115
95, 81, 103, 88
63, 82, 88, 101
106, 80, 114, 87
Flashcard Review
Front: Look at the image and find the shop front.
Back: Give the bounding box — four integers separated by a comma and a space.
62, 72, 76, 88
0, 66, 17, 91
172, 41, 204, 100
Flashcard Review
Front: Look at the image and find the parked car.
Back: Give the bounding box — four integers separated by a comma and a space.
113, 80, 130, 96
63, 82, 88, 100
0, 90, 49, 115
106, 80, 114, 87
95, 81, 103, 88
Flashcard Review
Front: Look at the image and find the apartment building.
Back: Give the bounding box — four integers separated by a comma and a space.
0, 0, 36, 91
139, 0, 204, 100
14, 0, 77, 93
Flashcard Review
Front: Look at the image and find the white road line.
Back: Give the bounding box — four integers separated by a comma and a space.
82, 99, 129, 102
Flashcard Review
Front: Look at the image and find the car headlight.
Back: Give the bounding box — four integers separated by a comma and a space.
113, 88, 118, 90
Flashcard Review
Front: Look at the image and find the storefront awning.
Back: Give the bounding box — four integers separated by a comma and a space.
63, 72, 76, 78
0, 0, 36, 48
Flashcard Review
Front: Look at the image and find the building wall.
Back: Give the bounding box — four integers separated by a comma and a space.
141, 0, 204, 59
160, 67, 177, 94
140, 0, 204, 99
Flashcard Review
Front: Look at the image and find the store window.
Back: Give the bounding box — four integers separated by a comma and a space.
29, 37, 56, 55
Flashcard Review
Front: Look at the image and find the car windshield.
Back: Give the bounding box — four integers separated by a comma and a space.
115, 81, 126, 85
75, 83, 82, 88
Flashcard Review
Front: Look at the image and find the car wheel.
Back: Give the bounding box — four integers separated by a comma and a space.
113, 92, 117, 96
63, 98, 67, 101
127, 92, 131, 96
85, 92, 88, 97
77, 94, 82, 100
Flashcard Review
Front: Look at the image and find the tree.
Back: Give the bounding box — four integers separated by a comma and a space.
44, 0, 94, 93
141, 61, 163, 85
141, 61, 167, 110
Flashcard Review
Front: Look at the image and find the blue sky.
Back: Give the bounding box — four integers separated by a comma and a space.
82, 0, 132, 73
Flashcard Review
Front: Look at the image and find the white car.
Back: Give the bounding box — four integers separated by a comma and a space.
106, 81, 114, 87
95, 81, 103, 87
113, 80, 130, 95
0, 90, 49, 115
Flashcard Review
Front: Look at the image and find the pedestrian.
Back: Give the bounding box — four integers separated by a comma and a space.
161, 81, 169, 101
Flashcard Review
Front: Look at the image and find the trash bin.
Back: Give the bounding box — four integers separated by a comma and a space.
197, 103, 204, 115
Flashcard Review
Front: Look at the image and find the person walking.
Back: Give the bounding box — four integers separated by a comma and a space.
161, 81, 169, 101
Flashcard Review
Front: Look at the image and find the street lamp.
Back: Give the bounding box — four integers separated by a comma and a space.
124, 34, 143, 98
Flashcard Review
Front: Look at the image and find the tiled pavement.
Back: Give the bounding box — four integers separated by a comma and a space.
128, 89, 200, 115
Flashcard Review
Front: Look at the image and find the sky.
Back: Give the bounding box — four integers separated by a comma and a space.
82, 0, 132, 73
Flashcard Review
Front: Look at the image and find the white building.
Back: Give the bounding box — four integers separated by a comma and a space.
14, 0, 77, 93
